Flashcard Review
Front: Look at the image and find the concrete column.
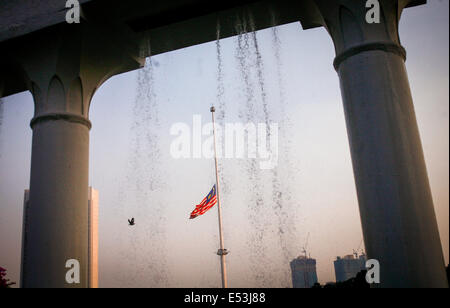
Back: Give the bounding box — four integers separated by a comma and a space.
7, 22, 143, 287
0, 76, 4, 97
301, 0, 447, 287
0, 75, 4, 140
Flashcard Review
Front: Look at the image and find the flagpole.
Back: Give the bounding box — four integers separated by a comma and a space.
210, 106, 228, 289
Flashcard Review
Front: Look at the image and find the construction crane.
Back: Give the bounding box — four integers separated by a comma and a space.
302, 232, 310, 258
301, 232, 311, 288
353, 239, 364, 258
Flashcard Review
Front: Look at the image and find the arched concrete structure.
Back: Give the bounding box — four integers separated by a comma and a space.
0, 0, 447, 288
2, 20, 143, 288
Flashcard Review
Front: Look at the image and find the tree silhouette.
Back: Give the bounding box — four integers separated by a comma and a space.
446, 265, 449, 285
0, 266, 16, 288
312, 270, 370, 288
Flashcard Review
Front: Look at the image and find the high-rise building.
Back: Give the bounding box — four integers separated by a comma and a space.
88, 187, 99, 288
290, 256, 318, 288
334, 254, 366, 282
20, 190, 30, 288
20, 187, 99, 288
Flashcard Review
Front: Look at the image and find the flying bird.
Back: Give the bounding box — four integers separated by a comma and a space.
128, 218, 135, 226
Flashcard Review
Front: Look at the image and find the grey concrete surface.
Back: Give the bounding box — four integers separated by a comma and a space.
8, 22, 142, 287
302, 0, 447, 288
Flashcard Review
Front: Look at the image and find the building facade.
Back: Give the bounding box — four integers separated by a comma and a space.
88, 187, 99, 288
334, 254, 366, 283
290, 256, 318, 288
19, 190, 30, 288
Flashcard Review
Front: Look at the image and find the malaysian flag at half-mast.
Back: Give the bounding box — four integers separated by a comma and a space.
190, 185, 217, 219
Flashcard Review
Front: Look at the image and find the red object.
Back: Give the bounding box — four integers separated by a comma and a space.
190, 185, 217, 219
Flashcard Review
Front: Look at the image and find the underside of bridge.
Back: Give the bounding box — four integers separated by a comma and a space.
0, 0, 425, 98
0, 0, 447, 288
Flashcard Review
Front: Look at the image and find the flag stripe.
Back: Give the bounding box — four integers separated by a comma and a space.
190, 185, 217, 219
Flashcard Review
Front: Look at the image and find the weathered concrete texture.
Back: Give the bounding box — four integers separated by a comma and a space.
25, 120, 90, 288
340, 50, 447, 288
1, 0, 314, 99
301, 0, 447, 287
8, 21, 142, 288
0, 0, 93, 43
1, 0, 426, 99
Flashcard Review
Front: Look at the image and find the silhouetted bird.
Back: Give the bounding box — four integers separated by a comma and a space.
128, 218, 135, 226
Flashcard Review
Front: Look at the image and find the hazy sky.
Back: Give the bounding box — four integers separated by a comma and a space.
0, 0, 448, 287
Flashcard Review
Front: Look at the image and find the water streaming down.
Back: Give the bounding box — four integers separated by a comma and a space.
235, 14, 275, 287
269, 14, 299, 285
249, 14, 292, 287
216, 22, 229, 196
232, 12, 299, 287
120, 57, 170, 287
111, 17, 296, 287
216, 23, 226, 125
